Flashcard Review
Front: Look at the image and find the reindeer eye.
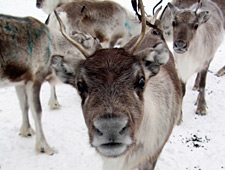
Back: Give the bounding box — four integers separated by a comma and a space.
77, 82, 85, 94
138, 77, 145, 89
172, 21, 176, 27
194, 24, 199, 30
151, 29, 159, 35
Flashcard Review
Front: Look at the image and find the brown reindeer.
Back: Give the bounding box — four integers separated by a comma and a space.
52, 0, 183, 169
0, 13, 98, 154
167, 0, 224, 115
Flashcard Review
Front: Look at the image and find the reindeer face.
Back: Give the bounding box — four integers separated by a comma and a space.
75, 49, 145, 157
51, 36, 169, 158
168, 3, 211, 54
73, 42, 169, 158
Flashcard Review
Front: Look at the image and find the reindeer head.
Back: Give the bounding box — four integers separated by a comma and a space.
168, 1, 211, 54
51, 0, 169, 158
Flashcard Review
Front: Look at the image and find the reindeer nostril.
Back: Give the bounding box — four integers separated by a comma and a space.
109, 138, 115, 143
174, 40, 187, 49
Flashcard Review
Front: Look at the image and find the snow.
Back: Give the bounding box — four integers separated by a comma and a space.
0, 0, 225, 170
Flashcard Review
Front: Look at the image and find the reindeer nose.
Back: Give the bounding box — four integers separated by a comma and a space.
93, 116, 128, 141
174, 40, 187, 50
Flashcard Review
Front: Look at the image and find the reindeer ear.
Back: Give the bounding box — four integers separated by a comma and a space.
50, 55, 78, 86
198, 11, 211, 24
167, 3, 179, 16
136, 43, 169, 77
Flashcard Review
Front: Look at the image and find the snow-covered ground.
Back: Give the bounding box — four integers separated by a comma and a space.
0, 0, 225, 170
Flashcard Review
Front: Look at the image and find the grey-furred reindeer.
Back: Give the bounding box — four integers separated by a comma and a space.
159, 0, 225, 77
51, 0, 183, 169
167, 0, 224, 115
0, 13, 98, 154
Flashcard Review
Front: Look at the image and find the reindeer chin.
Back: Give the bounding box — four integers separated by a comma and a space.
174, 47, 187, 54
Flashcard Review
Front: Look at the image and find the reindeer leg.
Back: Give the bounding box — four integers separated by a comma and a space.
216, 65, 225, 77
26, 81, 55, 155
196, 68, 208, 115
15, 85, 35, 137
48, 84, 61, 110
193, 72, 201, 91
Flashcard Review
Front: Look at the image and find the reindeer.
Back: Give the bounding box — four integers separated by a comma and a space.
0, 13, 98, 154
159, 0, 225, 78
52, 0, 183, 168
160, 0, 225, 41
166, 0, 224, 115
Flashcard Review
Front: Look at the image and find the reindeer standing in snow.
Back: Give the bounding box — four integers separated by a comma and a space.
51, 0, 183, 168
167, 0, 224, 115
159, 0, 225, 77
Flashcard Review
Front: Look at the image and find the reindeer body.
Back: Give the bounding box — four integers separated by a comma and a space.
48, 1, 142, 48
168, 0, 224, 114
0, 13, 97, 154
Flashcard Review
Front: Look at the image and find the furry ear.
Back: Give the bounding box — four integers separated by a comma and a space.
51, 55, 77, 86
198, 11, 211, 24
136, 43, 169, 77
167, 2, 179, 16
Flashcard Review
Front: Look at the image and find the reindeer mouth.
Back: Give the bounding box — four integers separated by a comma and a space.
174, 47, 187, 54
173, 41, 188, 54
96, 142, 131, 158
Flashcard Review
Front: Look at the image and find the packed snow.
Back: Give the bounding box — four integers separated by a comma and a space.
0, 0, 224, 170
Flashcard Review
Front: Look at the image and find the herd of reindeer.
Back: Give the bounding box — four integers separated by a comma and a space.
0, 0, 225, 169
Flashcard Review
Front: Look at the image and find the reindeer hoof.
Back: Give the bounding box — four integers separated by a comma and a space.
192, 86, 199, 91
216, 67, 225, 77
41, 148, 45, 153
195, 108, 207, 116
48, 100, 61, 110
20, 126, 35, 137
37, 143, 57, 155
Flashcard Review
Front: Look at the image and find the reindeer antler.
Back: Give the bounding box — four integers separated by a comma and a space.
153, 0, 163, 15
54, 10, 90, 58
129, 0, 146, 54
195, 0, 203, 13
151, 6, 162, 25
